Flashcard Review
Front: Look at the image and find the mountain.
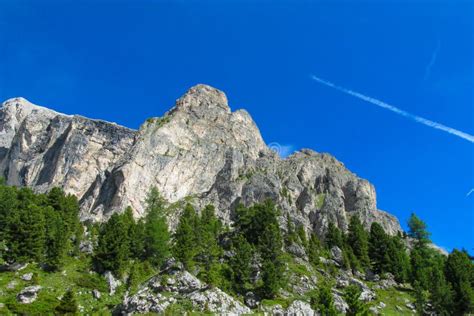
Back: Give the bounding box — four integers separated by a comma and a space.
0, 84, 400, 237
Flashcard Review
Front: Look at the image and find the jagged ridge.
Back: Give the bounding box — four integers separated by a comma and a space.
0, 85, 401, 237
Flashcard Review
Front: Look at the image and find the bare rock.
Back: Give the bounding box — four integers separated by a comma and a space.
17, 285, 42, 304
21, 273, 33, 281
330, 246, 344, 266
104, 271, 122, 295
0, 87, 402, 238
285, 300, 316, 316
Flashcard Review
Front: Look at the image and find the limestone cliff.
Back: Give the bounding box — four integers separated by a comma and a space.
0, 85, 401, 237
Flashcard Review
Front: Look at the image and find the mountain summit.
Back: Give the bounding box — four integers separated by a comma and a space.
0, 85, 400, 237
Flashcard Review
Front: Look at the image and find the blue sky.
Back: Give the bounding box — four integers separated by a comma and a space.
0, 0, 472, 251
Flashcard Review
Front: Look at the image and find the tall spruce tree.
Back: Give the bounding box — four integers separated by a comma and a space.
94, 213, 130, 275
43, 206, 68, 270
408, 213, 430, 247
369, 222, 389, 274
325, 222, 344, 249
196, 205, 223, 284
308, 232, 321, 267
55, 289, 78, 315
230, 233, 254, 294
310, 282, 337, 316
347, 216, 370, 269
344, 285, 368, 316
173, 203, 198, 269
143, 193, 170, 267
444, 249, 474, 314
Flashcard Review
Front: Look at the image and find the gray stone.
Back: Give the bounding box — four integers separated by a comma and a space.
17, 286, 42, 304
287, 243, 307, 259
21, 273, 33, 281
104, 271, 121, 295
92, 289, 101, 299
245, 291, 258, 309
332, 291, 348, 313
285, 300, 316, 316
7, 280, 18, 289
330, 246, 344, 266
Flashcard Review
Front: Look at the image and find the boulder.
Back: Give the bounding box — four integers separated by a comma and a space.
285, 300, 316, 316
92, 289, 101, 299
17, 286, 42, 304
330, 247, 344, 266
245, 291, 259, 309
21, 273, 33, 281
104, 271, 122, 295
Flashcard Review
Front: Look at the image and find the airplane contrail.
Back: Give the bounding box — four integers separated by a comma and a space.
310, 75, 474, 143
467, 188, 474, 197
424, 40, 440, 80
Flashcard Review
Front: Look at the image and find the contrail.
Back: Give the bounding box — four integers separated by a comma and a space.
424, 40, 440, 80
467, 188, 474, 197
310, 75, 474, 143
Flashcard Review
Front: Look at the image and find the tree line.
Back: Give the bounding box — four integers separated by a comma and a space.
0, 181, 472, 314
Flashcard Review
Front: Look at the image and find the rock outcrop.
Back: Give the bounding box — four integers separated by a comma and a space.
0, 85, 401, 237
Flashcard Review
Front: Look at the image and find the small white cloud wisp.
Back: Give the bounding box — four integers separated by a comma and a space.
467, 188, 474, 197
310, 75, 474, 143
424, 40, 440, 80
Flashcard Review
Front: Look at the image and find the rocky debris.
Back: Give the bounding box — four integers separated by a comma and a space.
0, 302, 4, 309
121, 261, 250, 315
287, 243, 307, 259
7, 280, 18, 289
261, 304, 285, 315
0, 262, 28, 272
79, 240, 94, 254
332, 290, 349, 313
92, 289, 101, 299
330, 247, 344, 266
335, 272, 376, 302
285, 300, 316, 316
373, 273, 398, 290
104, 271, 122, 295
17, 285, 42, 304
406, 302, 416, 311
365, 269, 380, 282
245, 291, 258, 309
0, 87, 402, 237
21, 273, 33, 281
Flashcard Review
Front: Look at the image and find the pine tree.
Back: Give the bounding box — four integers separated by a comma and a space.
285, 213, 297, 246
261, 256, 285, 298
347, 216, 370, 269
144, 198, 170, 267
407, 213, 430, 248
385, 234, 410, 283
173, 203, 198, 269
444, 249, 474, 314
429, 263, 454, 315
308, 232, 320, 267
0, 184, 17, 243
196, 205, 223, 284
94, 213, 130, 275
310, 282, 337, 316
230, 233, 254, 294
344, 285, 368, 316
297, 225, 308, 249
6, 203, 46, 263
55, 289, 78, 315
44, 206, 68, 270
369, 222, 389, 274
325, 222, 344, 249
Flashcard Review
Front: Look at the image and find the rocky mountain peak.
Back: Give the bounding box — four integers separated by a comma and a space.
171, 84, 230, 118
0, 85, 402, 236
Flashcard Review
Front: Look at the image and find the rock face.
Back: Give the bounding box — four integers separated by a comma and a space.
120, 261, 250, 315
0, 85, 401, 236
17, 286, 42, 304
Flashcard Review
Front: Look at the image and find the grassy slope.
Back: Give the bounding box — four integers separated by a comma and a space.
0, 257, 123, 315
